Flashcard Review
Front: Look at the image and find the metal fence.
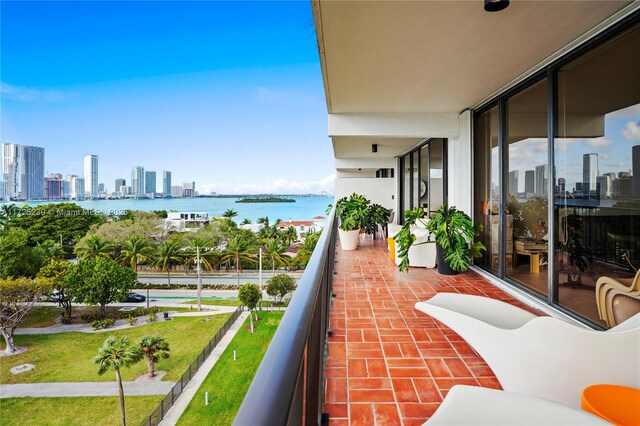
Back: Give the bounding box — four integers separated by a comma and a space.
141, 305, 244, 426
234, 208, 337, 426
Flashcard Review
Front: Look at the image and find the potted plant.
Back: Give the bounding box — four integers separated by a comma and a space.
364, 203, 391, 240
395, 205, 486, 274
332, 193, 371, 250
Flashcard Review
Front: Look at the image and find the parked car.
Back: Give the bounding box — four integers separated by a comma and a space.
126, 292, 146, 303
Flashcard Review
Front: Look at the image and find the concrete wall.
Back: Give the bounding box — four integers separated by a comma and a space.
447, 110, 473, 217
335, 177, 396, 211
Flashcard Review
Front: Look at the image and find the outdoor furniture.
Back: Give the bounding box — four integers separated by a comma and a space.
603, 288, 640, 328
513, 248, 545, 274
581, 384, 640, 425
388, 224, 437, 268
424, 385, 608, 425
596, 270, 640, 323
415, 293, 640, 407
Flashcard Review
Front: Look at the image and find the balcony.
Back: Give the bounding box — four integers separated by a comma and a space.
235, 213, 545, 425
322, 237, 539, 425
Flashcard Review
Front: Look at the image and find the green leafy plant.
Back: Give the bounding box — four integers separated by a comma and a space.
333, 193, 370, 231
395, 205, 486, 273
127, 315, 138, 326
364, 203, 391, 235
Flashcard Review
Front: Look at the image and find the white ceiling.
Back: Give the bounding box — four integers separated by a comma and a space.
314, 0, 630, 114
333, 136, 422, 159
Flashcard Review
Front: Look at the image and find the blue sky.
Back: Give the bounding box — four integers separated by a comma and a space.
1, 1, 335, 194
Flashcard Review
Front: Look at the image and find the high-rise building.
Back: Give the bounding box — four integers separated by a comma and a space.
131, 166, 145, 197
115, 178, 126, 193
83, 155, 99, 198
508, 171, 519, 195
171, 185, 183, 198
633, 145, 640, 199
524, 170, 535, 194
183, 181, 195, 198
596, 175, 611, 198
70, 176, 85, 200
0, 180, 8, 201
535, 165, 548, 197
582, 153, 598, 195
98, 183, 105, 193
145, 171, 156, 194
557, 178, 566, 194
44, 174, 64, 200
162, 171, 172, 197
1, 143, 45, 200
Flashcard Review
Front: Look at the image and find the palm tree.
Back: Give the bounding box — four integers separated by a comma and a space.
284, 226, 298, 246
182, 237, 217, 272
222, 209, 238, 219
139, 336, 170, 378
92, 336, 142, 426
0, 204, 19, 229
154, 241, 183, 286
263, 238, 289, 275
38, 239, 65, 263
222, 234, 256, 285
257, 216, 269, 226
120, 235, 153, 272
75, 234, 113, 259
240, 218, 252, 225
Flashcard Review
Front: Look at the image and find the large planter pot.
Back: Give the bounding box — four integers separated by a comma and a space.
436, 244, 458, 275
339, 228, 360, 251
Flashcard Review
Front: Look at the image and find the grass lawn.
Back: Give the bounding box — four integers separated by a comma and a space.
19, 305, 193, 328
1, 313, 232, 384
177, 311, 283, 426
181, 299, 281, 308
0, 396, 163, 426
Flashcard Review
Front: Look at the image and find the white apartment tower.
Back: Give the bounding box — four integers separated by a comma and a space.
131, 166, 145, 197
2, 143, 45, 200
83, 154, 99, 198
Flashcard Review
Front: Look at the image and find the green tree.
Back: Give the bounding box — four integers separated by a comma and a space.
0, 203, 20, 230
120, 235, 153, 272
265, 273, 296, 306
37, 260, 72, 318
240, 218, 252, 225
222, 234, 256, 285
238, 283, 262, 333
75, 234, 114, 260
154, 241, 183, 285
263, 238, 289, 275
222, 209, 238, 219
66, 258, 137, 318
0, 228, 45, 278
10, 203, 104, 248
0, 277, 52, 354
92, 336, 142, 426
139, 335, 170, 378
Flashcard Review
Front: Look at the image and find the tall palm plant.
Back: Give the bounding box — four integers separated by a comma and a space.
222, 209, 238, 219
92, 336, 142, 426
154, 241, 183, 286
120, 235, 153, 272
139, 335, 170, 378
222, 234, 256, 285
75, 234, 113, 259
38, 240, 65, 263
263, 238, 289, 275
182, 237, 217, 272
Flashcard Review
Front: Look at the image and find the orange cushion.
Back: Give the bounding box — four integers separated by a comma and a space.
581, 384, 640, 426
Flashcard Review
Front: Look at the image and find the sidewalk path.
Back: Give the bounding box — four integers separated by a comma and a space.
158, 311, 250, 426
0, 381, 175, 398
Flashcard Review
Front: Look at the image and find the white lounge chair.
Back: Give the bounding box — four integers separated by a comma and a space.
424, 385, 608, 425
415, 293, 640, 408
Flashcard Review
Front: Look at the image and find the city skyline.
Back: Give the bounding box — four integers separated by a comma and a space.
1, 2, 336, 195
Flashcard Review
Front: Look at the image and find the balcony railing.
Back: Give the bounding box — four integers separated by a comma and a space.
234, 208, 337, 426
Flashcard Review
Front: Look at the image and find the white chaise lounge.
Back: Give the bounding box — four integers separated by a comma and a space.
415, 293, 640, 408
424, 385, 608, 425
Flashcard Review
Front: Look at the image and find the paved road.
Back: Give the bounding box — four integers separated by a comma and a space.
0, 381, 175, 398
137, 272, 301, 286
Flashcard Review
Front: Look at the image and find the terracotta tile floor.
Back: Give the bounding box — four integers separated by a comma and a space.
323, 237, 541, 426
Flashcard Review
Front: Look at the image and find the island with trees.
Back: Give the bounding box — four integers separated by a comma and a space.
235, 196, 295, 203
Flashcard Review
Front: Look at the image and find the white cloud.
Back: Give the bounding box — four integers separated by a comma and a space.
198, 174, 336, 195
622, 121, 640, 142
0, 82, 69, 102
583, 138, 614, 148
